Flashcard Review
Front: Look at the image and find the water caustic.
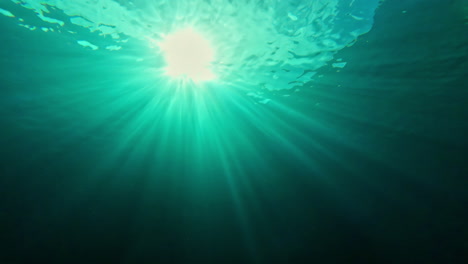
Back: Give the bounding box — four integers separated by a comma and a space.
1, 0, 380, 95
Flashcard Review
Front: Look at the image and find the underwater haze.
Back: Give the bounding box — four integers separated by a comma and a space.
0, 0, 467, 263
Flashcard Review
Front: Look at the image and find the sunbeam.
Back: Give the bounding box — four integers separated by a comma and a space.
7, 0, 467, 263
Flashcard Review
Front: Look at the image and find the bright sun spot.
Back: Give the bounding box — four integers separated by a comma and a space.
159, 28, 216, 82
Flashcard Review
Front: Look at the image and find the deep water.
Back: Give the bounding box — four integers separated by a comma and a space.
0, 0, 467, 263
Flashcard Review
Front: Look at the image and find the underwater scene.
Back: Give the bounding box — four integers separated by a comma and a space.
0, 0, 467, 263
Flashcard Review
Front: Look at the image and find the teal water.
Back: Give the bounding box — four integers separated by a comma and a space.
0, 0, 467, 263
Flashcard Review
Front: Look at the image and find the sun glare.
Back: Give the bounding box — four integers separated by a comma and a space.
159, 28, 216, 82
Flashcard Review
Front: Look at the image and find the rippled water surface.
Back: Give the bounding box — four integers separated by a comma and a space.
1, 0, 380, 90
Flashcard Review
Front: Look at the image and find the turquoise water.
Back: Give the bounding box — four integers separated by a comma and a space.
0, 0, 467, 263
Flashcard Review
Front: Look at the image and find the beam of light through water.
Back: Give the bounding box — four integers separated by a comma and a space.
2, 0, 468, 262
0, 0, 382, 252
0, 0, 383, 201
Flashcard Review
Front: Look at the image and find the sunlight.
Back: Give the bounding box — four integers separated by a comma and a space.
159, 28, 216, 83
